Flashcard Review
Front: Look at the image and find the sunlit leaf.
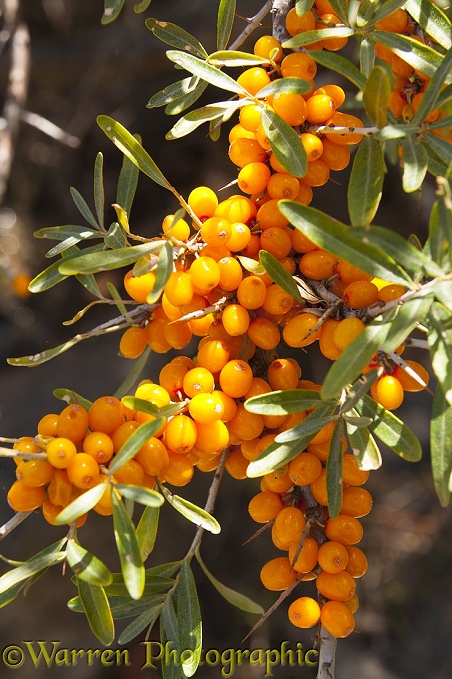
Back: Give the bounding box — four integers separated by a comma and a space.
217, 0, 237, 50
283, 26, 353, 50
400, 135, 429, 193
255, 77, 312, 98
77, 579, 114, 646
108, 418, 166, 476
245, 389, 336, 415
259, 250, 304, 304
174, 561, 202, 677
66, 540, 113, 587
146, 241, 173, 304
371, 32, 450, 82
160, 486, 221, 534
114, 484, 164, 508
295, 0, 315, 15
348, 136, 385, 227
164, 80, 209, 116
166, 103, 238, 140
93, 152, 105, 229
346, 421, 382, 471
112, 491, 145, 600
261, 109, 307, 178
147, 77, 199, 108
70, 187, 99, 229
360, 36, 375, 76
102, 0, 124, 24
405, 0, 452, 50
275, 408, 338, 443
427, 302, 452, 407
326, 418, 344, 519
0, 540, 66, 595
136, 506, 160, 561
363, 65, 390, 127
134, 0, 151, 12
53, 388, 92, 410
382, 294, 434, 353
59, 241, 165, 275
166, 50, 248, 96
376, 124, 421, 140
411, 49, 452, 125
55, 483, 108, 525
145, 18, 208, 58
208, 50, 270, 67
356, 0, 380, 27
118, 601, 164, 645
308, 50, 366, 90
431, 386, 452, 507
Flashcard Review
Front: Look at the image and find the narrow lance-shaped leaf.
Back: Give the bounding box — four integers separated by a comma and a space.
217, 0, 237, 50
93, 152, 105, 229
160, 597, 181, 679
279, 201, 411, 286
346, 418, 382, 471
195, 548, 264, 614
261, 109, 307, 178
275, 408, 338, 443
360, 36, 375, 76
326, 0, 349, 23
55, 483, 108, 525
102, 0, 124, 24
164, 80, 209, 116
0, 539, 67, 595
66, 540, 113, 587
326, 418, 344, 519
59, 240, 165, 275
255, 77, 312, 99
134, 0, 151, 12
356, 0, 380, 27
259, 250, 304, 304
112, 491, 145, 600
431, 386, 452, 507
136, 506, 160, 562
114, 484, 164, 509
97, 116, 171, 190
34, 224, 100, 242
348, 136, 385, 227
145, 18, 208, 58
166, 103, 237, 140
108, 418, 166, 476
382, 294, 434, 353
160, 486, 221, 534
174, 561, 202, 677
363, 65, 390, 127
296, 0, 315, 15
423, 133, 452, 171
321, 308, 397, 400
208, 51, 271, 67
53, 388, 92, 410
77, 579, 115, 646
282, 26, 353, 50
245, 389, 336, 415
400, 135, 428, 193
411, 48, 452, 125
118, 601, 164, 645
371, 32, 450, 82
148, 77, 199, 109
427, 302, 452, 407
147, 241, 173, 304
369, 0, 407, 26
116, 142, 140, 219
166, 50, 248, 97
308, 50, 366, 90
404, 0, 452, 50
70, 187, 99, 229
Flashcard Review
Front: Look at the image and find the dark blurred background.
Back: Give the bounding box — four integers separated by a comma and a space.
0, 2, 451, 678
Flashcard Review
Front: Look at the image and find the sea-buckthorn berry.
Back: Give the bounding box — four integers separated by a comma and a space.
324, 112, 364, 145
47, 469, 72, 506
237, 67, 271, 95
267, 359, 300, 391
273, 506, 306, 549
378, 283, 406, 303
46, 437, 77, 469
371, 375, 404, 410
266, 172, 301, 200
7, 480, 46, 512
280, 256, 297, 276
215, 194, 256, 225
336, 260, 373, 284
224, 221, 251, 251
310, 420, 336, 447
389, 90, 406, 119
244, 377, 272, 399
300, 159, 330, 187
315, 84, 346, 108
146, 319, 172, 353
164, 271, 194, 307
165, 415, 198, 454
247, 317, 281, 350
67, 453, 100, 489
188, 392, 225, 425
183, 367, 215, 398
333, 317, 366, 351
299, 250, 337, 280
260, 226, 293, 259
89, 396, 124, 435
412, 92, 440, 122
320, 600, 355, 638
345, 545, 368, 578
114, 460, 146, 487
306, 93, 336, 124
317, 14, 348, 51
219, 359, 254, 398
316, 569, 356, 602
161, 293, 183, 321
343, 280, 379, 309
342, 454, 369, 486
162, 214, 190, 242
135, 437, 169, 476
160, 452, 194, 486
189, 256, 221, 292
16, 459, 54, 487
272, 92, 308, 126
288, 452, 322, 486
262, 283, 294, 316
320, 138, 351, 171
225, 447, 249, 479
291, 228, 317, 253
260, 557, 298, 591
248, 489, 284, 523
228, 137, 267, 168
56, 404, 89, 444
253, 34, 283, 61
228, 404, 265, 442
82, 432, 114, 465
197, 339, 231, 374
217, 256, 243, 291
283, 312, 321, 348
257, 199, 289, 230
241, 232, 261, 257
221, 304, 250, 337
37, 413, 59, 438
237, 161, 271, 195
195, 419, 230, 453
318, 541, 349, 574
239, 104, 263, 132
255, 123, 271, 151
319, 318, 342, 360
228, 123, 256, 142
163, 320, 192, 350
344, 593, 360, 614
269, 151, 287, 174
111, 421, 139, 453
135, 382, 170, 408
285, 7, 316, 35
299, 133, 324, 162
288, 597, 321, 629
326, 514, 363, 545
212, 390, 236, 423
42, 498, 65, 525
123, 269, 156, 303
288, 537, 319, 573
119, 326, 147, 359
394, 360, 429, 392
375, 7, 408, 32
195, 452, 222, 473
237, 276, 267, 310
187, 186, 218, 221
281, 52, 317, 80
159, 362, 189, 400
341, 486, 373, 518
200, 216, 232, 247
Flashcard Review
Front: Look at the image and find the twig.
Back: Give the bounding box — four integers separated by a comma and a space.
242, 576, 300, 642
229, 1, 273, 51
318, 627, 337, 679
0, 511, 33, 540
271, 0, 293, 44
20, 110, 80, 148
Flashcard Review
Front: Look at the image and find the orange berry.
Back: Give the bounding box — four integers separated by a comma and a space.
288, 536, 319, 573
273, 506, 306, 549
160, 451, 194, 486
200, 216, 232, 247
316, 569, 356, 602
253, 35, 283, 61
288, 452, 322, 486
89, 396, 124, 435
164, 271, 194, 307
281, 52, 317, 80
7, 480, 46, 512
228, 138, 267, 168
46, 437, 77, 469
325, 514, 363, 545
219, 359, 254, 399
324, 112, 364, 145
288, 596, 321, 628
189, 256, 220, 292
225, 221, 251, 251
16, 459, 54, 487
113, 458, 145, 486
162, 213, 190, 241
283, 312, 321, 348
272, 92, 308, 126
393, 360, 429, 392
318, 541, 349, 574
320, 600, 355, 638
237, 67, 271, 95
222, 304, 250, 337
247, 317, 280, 350
248, 490, 284, 523
82, 431, 114, 465
264, 465, 293, 493
47, 469, 73, 506
306, 93, 336, 124
123, 269, 156, 303
119, 326, 147, 359
341, 486, 373, 518
56, 404, 89, 444
225, 447, 249, 479
188, 392, 225, 424
343, 280, 379, 309
333, 317, 366, 351
195, 419, 230, 453
257, 199, 289, 230
260, 226, 292, 259
260, 557, 298, 591
217, 256, 243, 291
299, 250, 337, 280
37, 413, 59, 438
375, 7, 408, 32
215, 195, 256, 225
227, 404, 265, 442
299, 159, 330, 187
262, 283, 294, 316
267, 358, 300, 391
165, 415, 198, 454
319, 318, 342, 360
187, 186, 218, 220
342, 454, 369, 486
135, 437, 169, 476
237, 276, 267, 310
285, 7, 316, 35
67, 453, 100, 489
299, 132, 324, 162
237, 162, 271, 195
345, 545, 368, 578
320, 138, 350, 171
371, 375, 404, 410
183, 367, 215, 398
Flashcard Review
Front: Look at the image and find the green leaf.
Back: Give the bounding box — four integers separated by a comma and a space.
340, 369, 380, 414
147, 241, 173, 304
411, 49, 452, 125
34, 224, 100, 241
245, 389, 336, 415
377, 124, 421, 140
52, 389, 92, 410
259, 250, 304, 304
296, 0, 315, 14
208, 51, 270, 67
93, 152, 105, 229
8, 335, 87, 367
0, 539, 66, 595
97, 116, 171, 189
134, 0, 151, 12
114, 484, 164, 508
255, 77, 312, 99
165, 80, 209, 116
278, 201, 411, 285
136, 506, 160, 561
368, 0, 407, 26
166, 50, 248, 96
66, 540, 113, 587
326, 418, 344, 519
104, 574, 174, 597
70, 187, 99, 228
116, 142, 140, 218
174, 561, 202, 677
423, 133, 452, 170
114, 347, 151, 400
400, 135, 429, 193
435, 281, 452, 311
147, 77, 199, 108
405, 0, 452, 50
195, 548, 264, 614
118, 601, 164, 645
217, 0, 237, 50
261, 109, 307, 178
360, 36, 376, 77
382, 294, 434, 353
108, 418, 166, 476
77, 579, 115, 646
356, 394, 422, 462
160, 597, 181, 679
321, 308, 397, 399
59, 241, 165, 275
55, 483, 108, 524
308, 50, 366, 90
102, 0, 124, 24
346, 419, 382, 471
356, 0, 380, 27
145, 18, 208, 58
427, 302, 452, 407
282, 26, 353, 50
160, 486, 221, 534
28, 257, 69, 292
327, 0, 349, 23
275, 409, 338, 443
431, 386, 452, 507
371, 31, 450, 82
363, 65, 390, 127
347, 136, 385, 227
166, 103, 238, 140
112, 491, 145, 600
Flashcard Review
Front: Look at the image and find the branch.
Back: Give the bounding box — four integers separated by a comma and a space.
271, 0, 293, 44
0, 511, 33, 540
228, 1, 273, 51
